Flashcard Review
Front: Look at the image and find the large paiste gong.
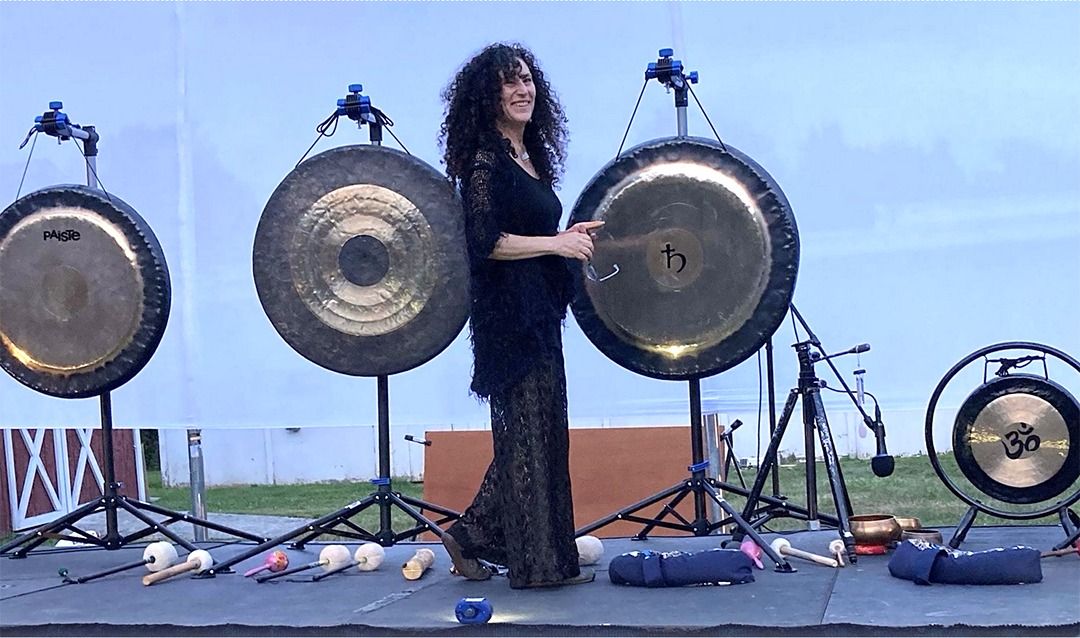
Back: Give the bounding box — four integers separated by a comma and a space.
253, 145, 469, 377
0, 185, 171, 398
568, 137, 799, 380
953, 374, 1080, 504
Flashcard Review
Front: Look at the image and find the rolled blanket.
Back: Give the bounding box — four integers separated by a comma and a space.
888, 539, 1042, 586
609, 548, 754, 587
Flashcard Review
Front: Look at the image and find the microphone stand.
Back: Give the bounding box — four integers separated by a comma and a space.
728, 304, 893, 563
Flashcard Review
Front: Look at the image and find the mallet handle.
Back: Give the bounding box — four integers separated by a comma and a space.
256, 559, 325, 583
1041, 547, 1078, 558
142, 559, 198, 586
402, 550, 434, 581
781, 546, 839, 568
312, 560, 355, 582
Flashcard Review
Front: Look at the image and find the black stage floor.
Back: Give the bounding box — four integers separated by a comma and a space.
1, 526, 1077, 636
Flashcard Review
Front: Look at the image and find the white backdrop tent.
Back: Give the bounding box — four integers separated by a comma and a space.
1, 2, 1077, 486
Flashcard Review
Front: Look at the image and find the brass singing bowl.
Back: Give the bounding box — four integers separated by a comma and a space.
894, 516, 922, 531
850, 514, 903, 546
901, 529, 944, 544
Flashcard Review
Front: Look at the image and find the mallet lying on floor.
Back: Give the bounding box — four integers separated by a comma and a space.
257, 545, 351, 583
62, 541, 178, 584
313, 543, 386, 582
402, 548, 436, 581
243, 550, 289, 578
770, 538, 839, 568
1041, 540, 1079, 559
143, 549, 213, 586
829, 539, 847, 567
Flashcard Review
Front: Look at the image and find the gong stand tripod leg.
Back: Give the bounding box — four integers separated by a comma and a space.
206, 497, 378, 575
102, 393, 262, 549
948, 505, 980, 549
714, 478, 839, 533
576, 379, 717, 539
575, 481, 696, 538
110, 498, 198, 552
628, 484, 698, 539
638, 379, 717, 537
384, 492, 454, 543
807, 389, 857, 558
1054, 508, 1080, 551
701, 482, 794, 572
3, 393, 260, 558
0, 497, 107, 557
731, 387, 801, 542
124, 497, 265, 543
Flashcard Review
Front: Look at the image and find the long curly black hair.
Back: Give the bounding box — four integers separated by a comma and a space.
439, 43, 568, 190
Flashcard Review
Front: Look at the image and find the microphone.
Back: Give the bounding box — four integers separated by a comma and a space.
870, 404, 894, 478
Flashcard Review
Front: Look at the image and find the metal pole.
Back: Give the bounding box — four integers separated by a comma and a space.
99, 392, 119, 547
187, 429, 208, 542
703, 412, 722, 524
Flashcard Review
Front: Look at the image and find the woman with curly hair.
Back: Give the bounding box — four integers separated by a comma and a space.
437, 43, 601, 589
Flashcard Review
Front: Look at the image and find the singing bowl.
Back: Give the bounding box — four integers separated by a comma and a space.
850, 514, 902, 546
901, 529, 944, 544
894, 516, 922, 531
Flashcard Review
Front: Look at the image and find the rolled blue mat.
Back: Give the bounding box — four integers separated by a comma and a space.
888, 539, 1042, 585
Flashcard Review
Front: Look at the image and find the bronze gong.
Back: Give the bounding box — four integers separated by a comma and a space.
568, 137, 799, 380
0, 185, 171, 398
952, 374, 1079, 504
253, 145, 469, 377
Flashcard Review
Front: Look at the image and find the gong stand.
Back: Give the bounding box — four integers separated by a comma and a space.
206, 88, 460, 576
206, 376, 460, 577
574, 50, 793, 572
2, 103, 264, 558
2, 394, 265, 557
575, 377, 792, 571
925, 342, 1080, 550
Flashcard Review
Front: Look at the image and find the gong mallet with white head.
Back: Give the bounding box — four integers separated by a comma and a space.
829, 540, 847, 567
60, 541, 178, 584
142, 549, 214, 586
771, 538, 839, 568
243, 550, 290, 578
576, 535, 604, 566
402, 548, 436, 581
256, 545, 351, 583
313, 543, 386, 582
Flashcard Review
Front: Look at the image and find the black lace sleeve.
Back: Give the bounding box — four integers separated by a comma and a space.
463, 151, 503, 268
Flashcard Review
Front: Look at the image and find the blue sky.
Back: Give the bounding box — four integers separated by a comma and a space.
1, 1, 1077, 431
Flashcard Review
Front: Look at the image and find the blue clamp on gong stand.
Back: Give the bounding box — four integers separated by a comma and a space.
337, 84, 382, 145
644, 49, 698, 137
19, 101, 100, 188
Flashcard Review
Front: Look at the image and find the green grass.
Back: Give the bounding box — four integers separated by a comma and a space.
717, 453, 1053, 531
145, 471, 428, 533
145, 453, 1062, 533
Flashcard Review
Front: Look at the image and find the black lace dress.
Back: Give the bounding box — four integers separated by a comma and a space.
444, 148, 582, 588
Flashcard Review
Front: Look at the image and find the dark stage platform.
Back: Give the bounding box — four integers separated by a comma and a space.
1, 526, 1077, 636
